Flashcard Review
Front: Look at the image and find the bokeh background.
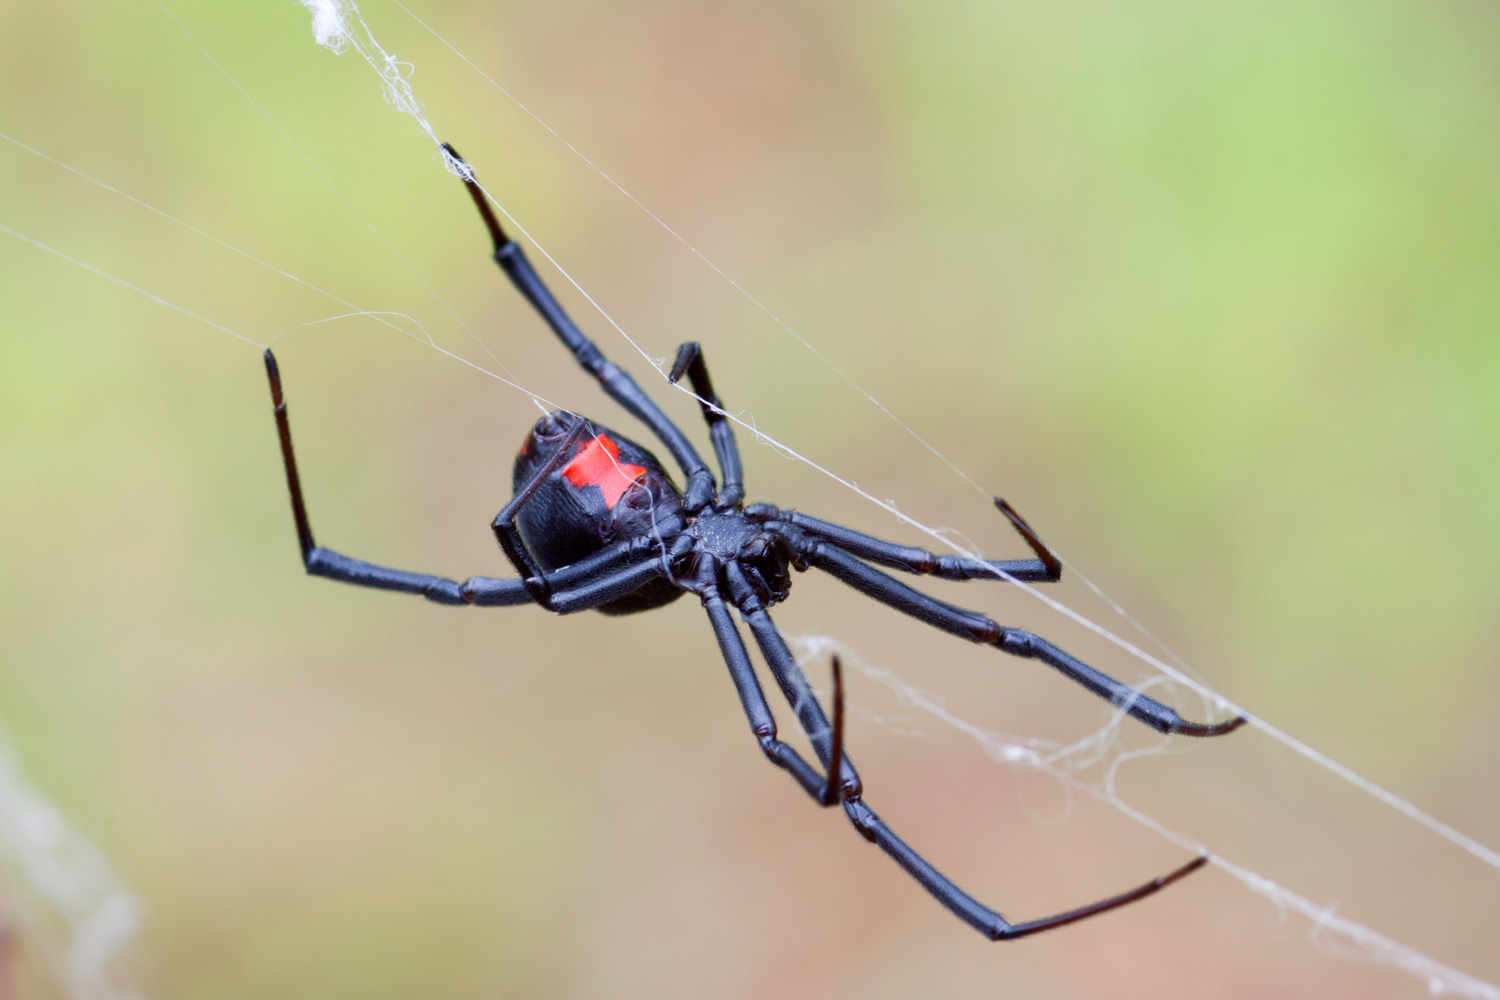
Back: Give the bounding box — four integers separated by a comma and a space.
2, 0, 1498, 997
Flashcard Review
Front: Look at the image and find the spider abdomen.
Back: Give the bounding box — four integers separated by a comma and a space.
511, 412, 685, 614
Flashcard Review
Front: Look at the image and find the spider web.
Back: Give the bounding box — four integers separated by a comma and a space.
0, 727, 142, 1000
2, 1, 1496, 996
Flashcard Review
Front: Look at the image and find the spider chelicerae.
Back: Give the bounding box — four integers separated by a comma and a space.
261, 143, 1245, 940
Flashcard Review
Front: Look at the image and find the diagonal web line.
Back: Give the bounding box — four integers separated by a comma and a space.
154, 0, 545, 416
0, 222, 264, 349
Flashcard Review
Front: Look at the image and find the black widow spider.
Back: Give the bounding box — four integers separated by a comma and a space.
261, 143, 1246, 941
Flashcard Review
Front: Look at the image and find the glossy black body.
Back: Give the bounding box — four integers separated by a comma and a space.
260, 143, 1246, 943
513, 411, 684, 614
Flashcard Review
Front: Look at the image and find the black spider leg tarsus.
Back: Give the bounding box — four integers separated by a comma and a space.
974, 853, 1209, 940
265, 349, 315, 561
821, 653, 846, 806
669, 341, 744, 510
726, 559, 1212, 939
992, 497, 1062, 581
764, 522, 1245, 737
745, 498, 1061, 584
443, 143, 716, 511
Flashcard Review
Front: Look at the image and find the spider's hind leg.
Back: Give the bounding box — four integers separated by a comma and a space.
842, 796, 1211, 940
724, 562, 1211, 939
262, 349, 495, 605
697, 561, 841, 804
728, 563, 860, 798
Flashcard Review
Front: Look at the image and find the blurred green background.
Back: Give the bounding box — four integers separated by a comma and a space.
1, 0, 1498, 997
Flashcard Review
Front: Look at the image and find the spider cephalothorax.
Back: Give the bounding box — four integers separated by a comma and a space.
261, 143, 1245, 941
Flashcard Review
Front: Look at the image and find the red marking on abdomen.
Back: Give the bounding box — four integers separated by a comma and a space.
562, 434, 646, 509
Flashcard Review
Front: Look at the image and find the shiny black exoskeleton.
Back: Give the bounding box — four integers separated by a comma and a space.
510, 411, 685, 614
504, 409, 793, 617
260, 143, 1246, 943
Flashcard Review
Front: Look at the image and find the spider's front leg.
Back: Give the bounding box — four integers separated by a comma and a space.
761, 518, 1245, 738
747, 498, 1062, 583
443, 144, 716, 512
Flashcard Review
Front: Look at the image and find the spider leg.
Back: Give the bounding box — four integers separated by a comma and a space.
763, 523, 1244, 737
668, 341, 743, 509
724, 563, 859, 795
462, 539, 659, 605
547, 558, 671, 614
725, 559, 1211, 938
823, 653, 846, 807
264, 349, 669, 612
695, 560, 835, 803
747, 498, 1060, 583
845, 803, 1209, 940
490, 418, 594, 606
443, 144, 714, 509
264, 348, 485, 604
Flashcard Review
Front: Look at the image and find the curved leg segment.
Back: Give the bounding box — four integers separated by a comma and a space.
764, 523, 1244, 737
697, 562, 830, 802
265, 348, 480, 604
444, 145, 713, 506
713, 564, 1212, 939
264, 349, 671, 614
299, 549, 475, 605
748, 498, 1061, 583
724, 563, 861, 796
669, 341, 743, 509
842, 797, 1209, 940
997, 630, 1246, 737
489, 418, 592, 606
